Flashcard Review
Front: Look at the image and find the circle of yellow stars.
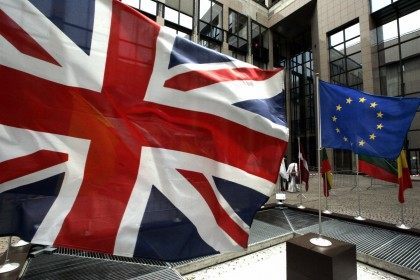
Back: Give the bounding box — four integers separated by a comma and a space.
331, 95, 384, 147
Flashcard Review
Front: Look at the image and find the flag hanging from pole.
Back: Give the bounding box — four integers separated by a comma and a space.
299, 142, 309, 191
321, 148, 333, 197
358, 154, 398, 184
0, 0, 288, 261
397, 150, 412, 203
320, 81, 420, 159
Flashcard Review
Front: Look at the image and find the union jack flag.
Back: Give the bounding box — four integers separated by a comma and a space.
0, 0, 288, 260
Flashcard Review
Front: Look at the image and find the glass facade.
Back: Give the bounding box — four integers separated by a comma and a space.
289, 51, 316, 168
199, 0, 223, 49
164, 0, 194, 38
228, 9, 248, 57
370, 0, 399, 13
328, 22, 362, 171
122, 0, 158, 19
251, 21, 269, 69
120, 0, 420, 173
375, 8, 420, 174
329, 22, 363, 90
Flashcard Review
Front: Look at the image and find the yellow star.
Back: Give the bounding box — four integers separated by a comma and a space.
370, 102, 378, 108
335, 128, 340, 133
377, 111, 383, 118
336, 104, 342, 111
346, 97, 353, 104
377, 123, 383, 130
369, 133, 376, 140
359, 139, 365, 146
332, 116, 337, 122
359, 97, 366, 103
343, 137, 348, 142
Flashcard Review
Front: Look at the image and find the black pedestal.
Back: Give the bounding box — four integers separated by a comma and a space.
287, 233, 356, 280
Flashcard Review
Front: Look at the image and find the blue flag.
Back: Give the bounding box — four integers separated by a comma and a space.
320, 81, 420, 159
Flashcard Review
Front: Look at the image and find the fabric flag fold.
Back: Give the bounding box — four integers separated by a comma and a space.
321, 148, 333, 197
358, 154, 398, 184
299, 143, 309, 191
0, 0, 288, 261
320, 81, 420, 159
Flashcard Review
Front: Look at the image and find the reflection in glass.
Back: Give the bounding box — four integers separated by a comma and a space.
329, 22, 362, 89
371, 0, 392, 13
345, 37, 361, 54
165, 7, 179, 23
228, 9, 248, 54
403, 57, 420, 94
330, 30, 344, 46
399, 10, 420, 38
200, 38, 222, 52
380, 66, 401, 96
141, 0, 157, 15
179, 13, 193, 29
345, 23, 360, 39
377, 20, 398, 44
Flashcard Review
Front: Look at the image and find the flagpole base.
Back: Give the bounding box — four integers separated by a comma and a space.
0, 263, 20, 274
297, 205, 306, 209
354, 215, 366, 221
11, 240, 29, 247
322, 209, 332, 214
396, 223, 411, 230
309, 237, 332, 247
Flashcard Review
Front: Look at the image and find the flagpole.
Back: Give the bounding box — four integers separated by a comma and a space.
354, 154, 366, 220
297, 137, 305, 209
322, 174, 332, 214
396, 176, 411, 229
310, 74, 332, 247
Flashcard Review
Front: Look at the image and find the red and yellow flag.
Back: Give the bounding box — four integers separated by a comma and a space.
397, 150, 412, 203
321, 148, 333, 197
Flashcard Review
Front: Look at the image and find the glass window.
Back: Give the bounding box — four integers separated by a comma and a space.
199, 0, 223, 43
122, 0, 157, 17
403, 57, 420, 94
229, 50, 246, 62
345, 23, 360, 40
399, 9, 420, 39
199, 38, 222, 52
375, 9, 420, 97
377, 20, 398, 45
380, 65, 401, 96
371, 0, 398, 13
165, 7, 179, 24
330, 31, 344, 46
228, 9, 248, 54
140, 0, 157, 15
251, 21, 269, 65
164, 0, 193, 38
122, 0, 139, 7
329, 22, 363, 89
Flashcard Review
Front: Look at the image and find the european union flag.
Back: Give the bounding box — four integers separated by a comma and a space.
320, 81, 420, 159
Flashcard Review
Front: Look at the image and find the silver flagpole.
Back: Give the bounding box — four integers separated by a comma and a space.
310, 74, 331, 247
396, 176, 411, 229
354, 154, 366, 220
322, 174, 332, 214
297, 137, 305, 209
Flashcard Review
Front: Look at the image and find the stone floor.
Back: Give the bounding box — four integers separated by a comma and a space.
277, 174, 420, 229
0, 237, 19, 255
184, 243, 405, 280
